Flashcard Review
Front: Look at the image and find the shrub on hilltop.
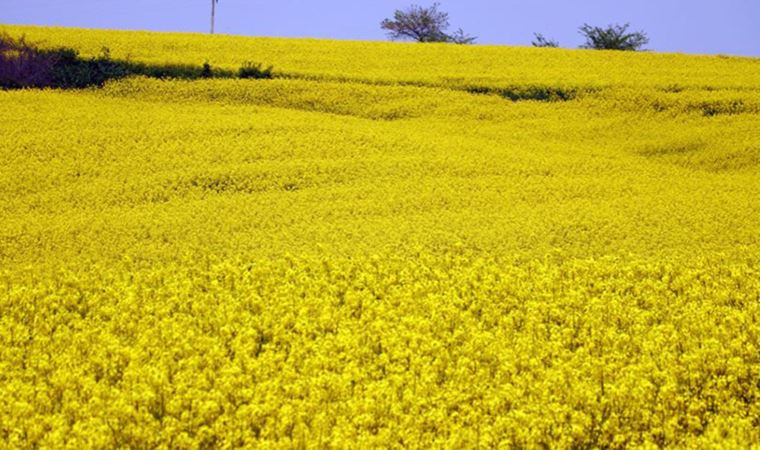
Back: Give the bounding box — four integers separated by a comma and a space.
579, 23, 649, 51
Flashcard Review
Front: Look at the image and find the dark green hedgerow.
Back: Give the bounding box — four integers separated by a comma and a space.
0, 33, 271, 89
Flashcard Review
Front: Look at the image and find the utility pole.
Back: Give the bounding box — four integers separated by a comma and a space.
210, 0, 217, 34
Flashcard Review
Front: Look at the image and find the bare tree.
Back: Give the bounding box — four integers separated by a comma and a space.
448, 28, 477, 45
210, 0, 219, 34
532, 33, 559, 48
381, 3, 476, 44
579, 23, 649, 51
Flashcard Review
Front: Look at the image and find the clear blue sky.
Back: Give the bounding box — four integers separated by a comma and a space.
2, 0, 759, 56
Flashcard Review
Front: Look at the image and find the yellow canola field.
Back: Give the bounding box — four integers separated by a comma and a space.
1, 25, 760, 448
6, 24, 760, 90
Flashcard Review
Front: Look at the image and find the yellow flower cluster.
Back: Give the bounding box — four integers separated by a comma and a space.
1, 255, 758, 448
1, 25, 759, 448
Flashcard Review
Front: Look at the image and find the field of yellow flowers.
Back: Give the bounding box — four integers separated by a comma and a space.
1, 25, 759, 448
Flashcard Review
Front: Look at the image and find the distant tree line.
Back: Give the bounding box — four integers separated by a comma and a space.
381, 4, 650, 51
209, 2, 649, 50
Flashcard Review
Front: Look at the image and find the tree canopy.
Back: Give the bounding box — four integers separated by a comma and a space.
579, 23, 649, 51
381, 3, 476, 44
532, 33, 559, 48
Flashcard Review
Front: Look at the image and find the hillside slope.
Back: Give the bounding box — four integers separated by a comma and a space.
1, 26, 759, 448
